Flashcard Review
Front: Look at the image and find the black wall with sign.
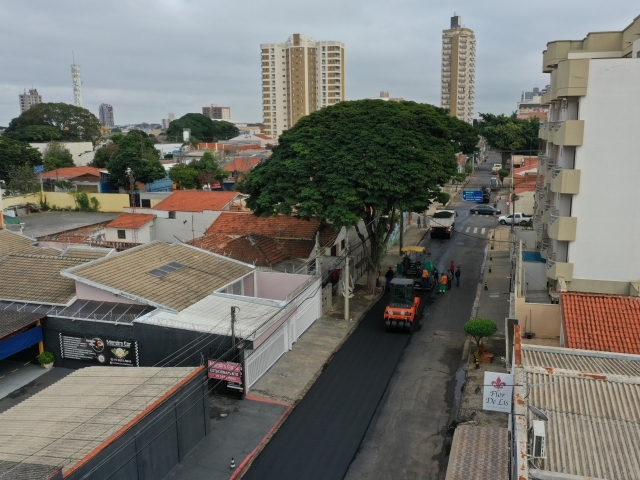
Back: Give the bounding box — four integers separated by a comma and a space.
43, 317, 135, 369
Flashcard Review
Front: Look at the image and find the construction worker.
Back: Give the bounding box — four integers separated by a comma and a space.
455, 266, 461, 287
421, 268, 429, 289
385, 267, 395, 289
439, 273, 448, 294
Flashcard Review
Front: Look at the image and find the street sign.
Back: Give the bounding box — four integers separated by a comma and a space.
483, 371, 514, 413
33, 165, 45, 174
462, 189, 483, 202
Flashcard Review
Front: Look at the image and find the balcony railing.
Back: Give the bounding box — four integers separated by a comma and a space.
544, 201, 554, 212
552, 166, 563, 179
546, 160, 556, 172
549, 209, 560, 224
547, 253, 556, 269
538, 155, 549, 164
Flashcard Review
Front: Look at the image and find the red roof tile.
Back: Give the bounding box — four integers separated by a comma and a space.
278, 239, 315, 259
188, 233, 232, 251
40, 167, 102, 180
207, 212, 320, 239
106, 213, 156, 229
254, 134, 274, 141
561, 292, 640, 354
154, 191, 239, 212
215, 234, 289, 267
223, 157, 262, 173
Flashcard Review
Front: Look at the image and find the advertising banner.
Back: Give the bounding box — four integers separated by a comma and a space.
208, 360, 242, 384
483, 371, 514, 413
60, 333, 139, 366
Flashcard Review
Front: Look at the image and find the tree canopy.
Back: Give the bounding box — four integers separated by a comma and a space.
476, 113, 539, 165
4, 103, 102, 144
165, 114, 239, 143
239, 100, 478, 281
42, 142, 75, 171
0, 137, 43, 182
168, 151, 229, 189
463, 318, 498, 350
106, 131, 166, 189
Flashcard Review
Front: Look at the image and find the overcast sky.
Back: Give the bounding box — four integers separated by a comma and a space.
1, 1, 637, 127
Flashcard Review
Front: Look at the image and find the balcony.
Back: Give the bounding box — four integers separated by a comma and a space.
555, 58, 589, 98
550, 168, 581, 194
546, 255, 574, 281
548, 211, 577, 241
553, 120, 584, 146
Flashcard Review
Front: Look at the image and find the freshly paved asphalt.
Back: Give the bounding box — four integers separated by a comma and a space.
244, 159, 500, 480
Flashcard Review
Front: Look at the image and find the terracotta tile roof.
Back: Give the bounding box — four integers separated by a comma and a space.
40, 166, 102, 180
0, 254, 88, 305
207, 212, 320, 239
0, 230, 61, 256
106, 213, 156, 229
187, 233, 232, 251
153, 191, 239, 212
61, 247, 114, 260
254, 134, 273, 141
278, 239, 315, 259
561, 292, 640, 354
62, 242, 254, 312
223, 157, 262, 173
215, 235, 289, 267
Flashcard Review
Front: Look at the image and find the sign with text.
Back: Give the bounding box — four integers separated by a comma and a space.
462, 189, 483, 202
60, 333, 139, 366
208, 360, 242, 384
483, 372, 513, 413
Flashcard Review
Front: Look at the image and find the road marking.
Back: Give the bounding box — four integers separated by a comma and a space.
473, 227, 478, 234
465, 227, 470, 233
481, 228, 486, 235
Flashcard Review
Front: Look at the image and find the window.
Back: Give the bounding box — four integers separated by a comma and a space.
141, 199, 151, 208
231, 280, 243, 295
168, 211, 176, 219
117, 230, 126, 239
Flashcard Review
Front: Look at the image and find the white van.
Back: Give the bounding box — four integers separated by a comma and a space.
491, 164, 502, 173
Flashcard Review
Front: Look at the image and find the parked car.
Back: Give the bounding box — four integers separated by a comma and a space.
489, 178, 499, 191
498, 213, 532, 225
470, 205, 501, 215
491, 164, 502, 173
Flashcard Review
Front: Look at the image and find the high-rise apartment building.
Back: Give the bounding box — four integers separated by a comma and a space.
260, 33, 346, 139
202, 104, 231, 120
98, 104, 115, 127
19, 88, 42, 113
440, 15, 476, 123
161, 113, 175, 130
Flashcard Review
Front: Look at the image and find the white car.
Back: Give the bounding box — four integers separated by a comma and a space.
491, 164, 502, 173
498, 213, 532, 225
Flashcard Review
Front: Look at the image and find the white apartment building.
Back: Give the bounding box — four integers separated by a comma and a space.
19, 88, 42, 113
260, 33, 346, 139
440, 15, 476, 124
534, 14, 640, 294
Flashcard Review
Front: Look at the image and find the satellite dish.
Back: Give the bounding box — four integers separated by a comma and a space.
528, 406, 548, 421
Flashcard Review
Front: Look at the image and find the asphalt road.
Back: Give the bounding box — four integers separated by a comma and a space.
244, 157, 501, 480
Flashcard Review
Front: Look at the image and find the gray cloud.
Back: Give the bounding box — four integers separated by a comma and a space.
1, 0, 637, 126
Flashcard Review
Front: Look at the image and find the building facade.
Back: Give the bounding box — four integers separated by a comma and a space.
440, 15, 476, 123
19, 88, 42, 113
202, 104, 231, 120
260, 33, 346, 139
534, 14, 640, 294
99, 103, 115, 127
161, 113, 175, 130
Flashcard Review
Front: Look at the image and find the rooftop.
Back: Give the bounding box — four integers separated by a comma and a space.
0, 230, 61, 257
516, 343, 640, 480
60, 246, 114, 260
153, 190, 239, 212
223, 157, 262, 173
40, 166, 103, 180
62, 242, 254, 312
187, 232, 232, 251
561, 292, 640, 354
207, 212, 320, 239
0, 367, 201, 476
105, 213, 156, 229
0, 311, 44, 341
0, 254, 88, 306
215, 234, 289, 267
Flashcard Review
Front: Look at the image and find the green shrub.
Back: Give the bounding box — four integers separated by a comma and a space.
37, 351, 55, 365
463, 318, 498, 350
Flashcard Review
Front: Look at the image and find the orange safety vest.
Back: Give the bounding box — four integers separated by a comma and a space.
440, 275, 448, 285
422, 269, 429, 278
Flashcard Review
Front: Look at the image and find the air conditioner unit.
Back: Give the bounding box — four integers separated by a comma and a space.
529, 420, 546, 458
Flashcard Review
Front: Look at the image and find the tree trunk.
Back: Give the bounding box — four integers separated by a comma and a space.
500, 151, 510, 167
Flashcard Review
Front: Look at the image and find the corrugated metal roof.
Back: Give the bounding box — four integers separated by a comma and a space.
522, 346, 640, 377
0, 367, 199, 476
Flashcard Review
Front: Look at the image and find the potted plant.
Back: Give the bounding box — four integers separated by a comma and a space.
37, 351, 55, 369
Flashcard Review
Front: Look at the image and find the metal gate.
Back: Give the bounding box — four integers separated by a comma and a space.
244, 326, 287, 389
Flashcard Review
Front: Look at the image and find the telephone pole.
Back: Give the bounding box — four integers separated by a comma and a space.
344, 232, 350, 321
231, 306, 237, 350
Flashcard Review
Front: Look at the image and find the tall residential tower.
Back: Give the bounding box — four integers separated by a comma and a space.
440, 15, 476, 123
99, 104, 115, 127
19, 88, 42, 113
261, 33, 345, 139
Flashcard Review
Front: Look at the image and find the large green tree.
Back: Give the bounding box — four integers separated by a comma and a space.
165, 114, 239, 143
7, 165, 39, 196
0, 137, 43, 182
106, 131, 166, 189
91, 144, 119, 168
168, 152, 229, 190
42, 142, 75, 171
238, 100, 478, 284
4, 103, 102, 144
477, 113, 539, 165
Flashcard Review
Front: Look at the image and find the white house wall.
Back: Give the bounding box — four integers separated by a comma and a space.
152, 211, 222, 243
569, 58, 640, 282
104, 224, 153, 243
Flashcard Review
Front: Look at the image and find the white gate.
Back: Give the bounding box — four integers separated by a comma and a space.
244, 325, 287, 389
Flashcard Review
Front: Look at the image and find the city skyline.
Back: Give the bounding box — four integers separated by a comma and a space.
1, 1, 638, 126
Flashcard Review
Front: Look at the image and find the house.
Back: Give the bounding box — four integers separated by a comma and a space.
104, 213, 156, 243
227, 133, 276, 148
40, 166, 106, 193
511, 328, 640, 480
207, 234, 289, 268
0, 229, 62, 257
29, 141, 94, 166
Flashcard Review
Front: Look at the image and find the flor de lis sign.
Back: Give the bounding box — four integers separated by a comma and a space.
483, 371, 514, 413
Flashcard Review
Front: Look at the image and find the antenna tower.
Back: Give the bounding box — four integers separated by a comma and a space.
127, 168, 139, 244
71, 53, 84, 108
